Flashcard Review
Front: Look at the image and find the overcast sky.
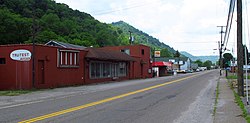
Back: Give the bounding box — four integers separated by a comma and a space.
55, 0, 250, 56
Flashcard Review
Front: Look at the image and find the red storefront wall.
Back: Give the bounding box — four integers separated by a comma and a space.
0, 44, 151, 90
0, 45, 33, 90
0, 44, 87, 90
101, 45, 153, 79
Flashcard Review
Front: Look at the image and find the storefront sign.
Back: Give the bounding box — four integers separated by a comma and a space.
154, 51, 161, 57
10, 49, 32, 61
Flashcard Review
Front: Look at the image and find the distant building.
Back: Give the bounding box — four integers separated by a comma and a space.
154, 57, 192, 72
152, 61, 173, 77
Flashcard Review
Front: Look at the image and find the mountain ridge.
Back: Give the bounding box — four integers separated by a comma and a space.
180, 51, 218, 63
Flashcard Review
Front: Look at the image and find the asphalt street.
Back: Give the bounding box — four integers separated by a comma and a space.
0, 70, 218, 123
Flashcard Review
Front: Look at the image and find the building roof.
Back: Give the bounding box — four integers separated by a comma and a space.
85, 48, 135, 61
101, 44, 150, 49
45, 40, 86, 50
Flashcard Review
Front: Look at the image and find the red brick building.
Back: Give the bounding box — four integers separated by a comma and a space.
101, 45, 153, 79
0, 42, 152, 90
0, 44, 88, 90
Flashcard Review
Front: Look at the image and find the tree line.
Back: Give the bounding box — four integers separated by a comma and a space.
0, 0, 175, 58
0, 0, 130, 47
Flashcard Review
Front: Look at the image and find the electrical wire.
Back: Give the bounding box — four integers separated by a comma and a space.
92, 0, 168, 15
223, 0, 236, 52
167, 41, 218, 44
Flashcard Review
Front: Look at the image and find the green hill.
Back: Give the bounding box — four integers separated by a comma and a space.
112, 21, 176, 54
0, 0, 125, 47
0, 0, 176, 56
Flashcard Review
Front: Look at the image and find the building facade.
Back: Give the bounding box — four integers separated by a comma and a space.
0, 43, 152, 90
101, 45, 153, 79
0, 44, 88, 90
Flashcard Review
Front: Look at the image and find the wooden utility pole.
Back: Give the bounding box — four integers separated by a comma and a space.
237, 0, 244, 96
217, 26, 225, 76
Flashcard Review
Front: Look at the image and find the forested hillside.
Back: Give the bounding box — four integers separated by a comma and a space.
0, 0, 175, 56
112, 21, 176, 54
0, 0, 126, 47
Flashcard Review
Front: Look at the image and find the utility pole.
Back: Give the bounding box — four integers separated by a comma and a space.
237, 0, 244, 96
129, 31, 132, 45
32, 3, 36, 89
217, 26, 225, 76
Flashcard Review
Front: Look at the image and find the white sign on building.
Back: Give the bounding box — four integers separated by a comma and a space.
10, 49, 32, 61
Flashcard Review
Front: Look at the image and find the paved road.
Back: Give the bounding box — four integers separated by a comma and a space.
0, 70, 218, 123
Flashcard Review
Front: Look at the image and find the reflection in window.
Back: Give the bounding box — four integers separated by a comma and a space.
90, 62, 127, 79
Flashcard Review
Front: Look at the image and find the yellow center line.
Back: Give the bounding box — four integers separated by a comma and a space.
19, 75, 196, 123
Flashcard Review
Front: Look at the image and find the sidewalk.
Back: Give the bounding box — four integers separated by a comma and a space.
214, 77, 246, 123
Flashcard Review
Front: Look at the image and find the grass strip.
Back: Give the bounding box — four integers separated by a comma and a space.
227, 75, 250, 79
227, 79, 250, 123
213, 80, 220, 116
0, 90, 34, 96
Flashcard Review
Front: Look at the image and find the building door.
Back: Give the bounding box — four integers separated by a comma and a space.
38, 60, 45, 84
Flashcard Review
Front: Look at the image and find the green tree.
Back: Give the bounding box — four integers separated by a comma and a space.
194, 60, 203, 67
203, 60, 212, 70
161, 48, 173, 57
0, 8, 31, 45
223, 53, 233, 68
174, 50, 180, 57
40, 13, 60, 32
35, 30, 58, 44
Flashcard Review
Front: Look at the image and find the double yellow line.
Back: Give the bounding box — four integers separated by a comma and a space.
19, 75, 196, 123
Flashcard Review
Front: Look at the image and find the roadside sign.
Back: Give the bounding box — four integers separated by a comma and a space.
154, 51, 160, 57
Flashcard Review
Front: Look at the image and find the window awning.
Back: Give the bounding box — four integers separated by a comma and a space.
153, 61, 172, 67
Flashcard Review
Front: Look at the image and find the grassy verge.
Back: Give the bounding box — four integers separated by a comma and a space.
227, 75, 250, 79
227, 79, 250, 123
0, 90, 34, 96
213, 80, 220, 116
232, 89, 250, 123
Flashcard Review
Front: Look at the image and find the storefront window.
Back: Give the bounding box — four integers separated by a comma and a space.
58, 49, 79, 68
119, 62, 126, 76
90, 62, 127, 79
103, 63, 111, 77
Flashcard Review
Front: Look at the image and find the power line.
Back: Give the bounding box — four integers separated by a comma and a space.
92, 0, 168, 15
167, 42, 218, 44
223, 0, 236, 52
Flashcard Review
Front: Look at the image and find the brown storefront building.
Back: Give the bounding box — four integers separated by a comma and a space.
0, 42, 152, 90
